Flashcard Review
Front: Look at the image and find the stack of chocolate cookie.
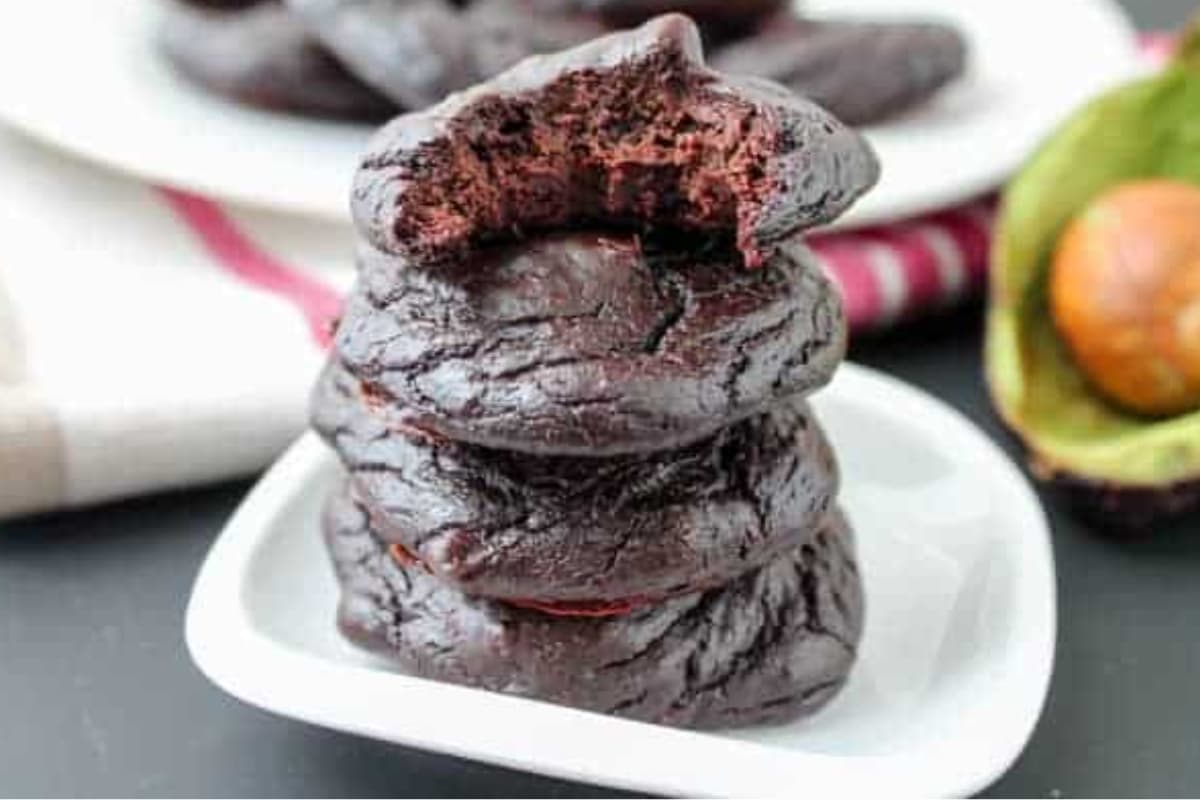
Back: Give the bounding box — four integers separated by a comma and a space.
159, 0, 966, 126
313, 15, 880, 728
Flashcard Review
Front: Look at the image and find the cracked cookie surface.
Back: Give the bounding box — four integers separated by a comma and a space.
325, 481, 863, 729
334, 233, 845, 455
313, 362, 839, 602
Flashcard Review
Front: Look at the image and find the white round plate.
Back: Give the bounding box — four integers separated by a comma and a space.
0, 0, 1138, 228
186, 363, 1056, 798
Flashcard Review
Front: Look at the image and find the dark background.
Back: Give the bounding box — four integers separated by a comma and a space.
2, 1, 1198, 796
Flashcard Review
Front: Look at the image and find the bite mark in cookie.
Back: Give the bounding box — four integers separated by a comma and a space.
353, 14, 879, 268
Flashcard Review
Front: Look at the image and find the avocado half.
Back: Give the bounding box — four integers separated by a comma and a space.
986, 27, 1200, 531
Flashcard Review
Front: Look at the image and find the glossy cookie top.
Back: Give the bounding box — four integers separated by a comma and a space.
333, 232, 845, 455
352, 14, 879, 269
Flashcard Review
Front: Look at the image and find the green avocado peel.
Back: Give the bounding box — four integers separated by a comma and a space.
987, 18, 1200, 525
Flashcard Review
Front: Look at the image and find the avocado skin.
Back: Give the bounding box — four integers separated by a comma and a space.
1049, 472, 1200, 534
985, 40, 1200, 532
989, 379, 1200, 534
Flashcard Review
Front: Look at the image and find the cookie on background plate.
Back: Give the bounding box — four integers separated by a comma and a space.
158, 0, 395, 120
711, 15, 967, 126
527, 0, 787, 44
285, 0, 476, 109
464, 0, 606, 79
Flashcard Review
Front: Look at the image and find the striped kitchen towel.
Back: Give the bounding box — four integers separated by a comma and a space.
0, 131, 346, 519
811, 202, 994, 330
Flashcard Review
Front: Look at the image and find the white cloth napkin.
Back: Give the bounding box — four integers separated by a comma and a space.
0, 130, 353, 519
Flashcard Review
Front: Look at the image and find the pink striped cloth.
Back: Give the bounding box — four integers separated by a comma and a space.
166, 192, 1000, 343
810, 201, 994, 330
159, 188, 342, 349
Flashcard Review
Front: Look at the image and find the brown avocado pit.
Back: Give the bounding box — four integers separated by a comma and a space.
1050, 180, 1200, 419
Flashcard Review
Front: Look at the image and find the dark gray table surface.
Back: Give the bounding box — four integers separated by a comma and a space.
3, 2, 1199, 796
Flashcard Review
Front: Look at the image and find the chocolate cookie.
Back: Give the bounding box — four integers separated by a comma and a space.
335, 232, 845, 455
325, 482, 863, 729
158, 0, 396, 121
518, 0, 785, 46
532, 0, 785, 31
352, 14, 879, 269
464, 0, 606, 80
712, 16, 968, 126
284, 0, 475, 110
314, 362, 839, 602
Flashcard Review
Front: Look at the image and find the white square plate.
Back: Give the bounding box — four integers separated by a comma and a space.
186, 363, 1055, 797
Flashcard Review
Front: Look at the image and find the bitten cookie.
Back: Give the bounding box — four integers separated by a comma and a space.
158, 0, 395, 120
351, 14, 879, 268
325, 482, 864, 729
313, 362, 840, 602
334, 233, 845, 455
